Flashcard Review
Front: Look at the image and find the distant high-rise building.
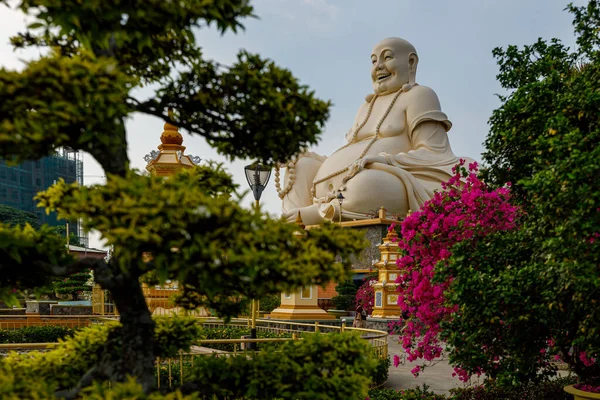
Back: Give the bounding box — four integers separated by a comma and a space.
0, 148, 86, 246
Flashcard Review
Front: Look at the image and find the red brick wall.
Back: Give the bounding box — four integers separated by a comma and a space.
318, 281, 338, 299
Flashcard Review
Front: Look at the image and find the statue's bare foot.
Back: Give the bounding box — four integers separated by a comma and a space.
282, 204, 326, 225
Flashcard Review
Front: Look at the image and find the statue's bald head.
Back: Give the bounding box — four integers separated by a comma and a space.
374, 37, 418, 58
371, 37, 419, 95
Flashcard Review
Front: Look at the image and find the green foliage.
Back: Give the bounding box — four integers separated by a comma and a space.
3, 0, 329, 168
153, 316, 202, 358
0, 372, 199, 400
150, 51, 331, 164
183, 332, 377, 400
0, 316, 200, 391
448, 376, 578, 400
84, 377, 200, 399
438, 229, 557, 385
0, 326, 75, 343
1, 322, 117, 391
332, 280, 358, 311
371, 356, 391, 387
52, 224, 83, 247
0, 223, 73, 305
0, 0, 366, 392
156, 358, 198, 390
0, 366, 56, 400
195, 325, 292, 352
53, 269, 92, 300
441, 0, 600, 386
367, 385, 445, 400
37, 168, 366, 318
259, 294, 281, 313
0, 51, 135, 171
0, 204, 40, 229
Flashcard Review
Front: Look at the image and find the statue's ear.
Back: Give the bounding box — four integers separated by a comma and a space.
408, 52, 419, 84
365, 93, 375, 102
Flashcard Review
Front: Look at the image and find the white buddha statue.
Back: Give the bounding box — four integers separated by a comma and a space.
276, 37, 472, 225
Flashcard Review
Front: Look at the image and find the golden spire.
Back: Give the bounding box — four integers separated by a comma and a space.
160, 107, 183, 145
295, 211, 305, 230
293, 211, 307, 238
146, 107, 198, 177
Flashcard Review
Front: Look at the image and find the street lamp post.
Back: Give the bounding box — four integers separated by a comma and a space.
244, 163, 271, 350
336, 191, 345, 226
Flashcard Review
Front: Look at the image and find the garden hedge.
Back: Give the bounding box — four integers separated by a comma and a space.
0, 326, 76, 343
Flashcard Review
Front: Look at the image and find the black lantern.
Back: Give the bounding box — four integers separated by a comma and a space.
244, 163, 272, 203
243, 162, 271, 349
336, 191, 345, 225
336, 191, 345, 206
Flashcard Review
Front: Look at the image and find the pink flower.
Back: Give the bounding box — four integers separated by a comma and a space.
579, 351, 596, 367
390, 163, 521, 382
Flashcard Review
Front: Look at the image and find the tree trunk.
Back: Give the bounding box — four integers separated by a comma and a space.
105, 277, 156, 392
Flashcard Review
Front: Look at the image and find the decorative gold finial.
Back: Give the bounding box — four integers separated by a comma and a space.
378, 206, 387, 220
160, 107, 183, 145
295, 211, 305, 230
385, 228, 398, 241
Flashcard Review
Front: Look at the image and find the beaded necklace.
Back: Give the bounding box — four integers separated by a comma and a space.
310, 88, 403, 199
275, 88, 404, 201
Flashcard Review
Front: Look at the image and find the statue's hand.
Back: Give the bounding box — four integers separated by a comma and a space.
350, 155, 387, 173
282, 209, 300, 222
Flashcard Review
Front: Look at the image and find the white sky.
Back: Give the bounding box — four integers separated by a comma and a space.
0, 0, 585, 248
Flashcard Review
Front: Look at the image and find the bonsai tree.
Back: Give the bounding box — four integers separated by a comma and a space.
0, 0, 366, 395
332, 280, 358, 311
53, 269, 92, 301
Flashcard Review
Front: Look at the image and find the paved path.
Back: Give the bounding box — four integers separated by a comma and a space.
384, 335, 472, 395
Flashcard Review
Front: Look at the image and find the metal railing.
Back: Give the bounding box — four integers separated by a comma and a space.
155, 319, 388, 389
0, 317, 389, 389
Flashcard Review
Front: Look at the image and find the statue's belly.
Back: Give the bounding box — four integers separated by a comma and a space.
313, 136, 410, 197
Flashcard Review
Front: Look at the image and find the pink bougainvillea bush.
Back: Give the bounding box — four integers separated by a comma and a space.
392, 161, 521, 379
355, 277, 377, 316
392, 158, 600, 388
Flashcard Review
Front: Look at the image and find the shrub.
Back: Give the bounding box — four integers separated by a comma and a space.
84, 377, 199, 399
332, 280, 358, 311
259, 294, 281, 313
371, 356, 391, 387
367, 385, 445, 400
153, 316, 201, 358
1, 322, 116, 391
183, 332, 377, 399
196, 325, 292, 352
448, 376, 578, 400
1, 316, 201, 391
392, 163, 520, 379
0, 364, 56, 400
0, 326, 76, 343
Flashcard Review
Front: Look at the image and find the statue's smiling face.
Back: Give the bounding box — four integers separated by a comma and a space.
370, 38, 416, 95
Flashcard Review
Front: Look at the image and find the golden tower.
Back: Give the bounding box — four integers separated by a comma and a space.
145, 108, 199, 177
371, 228, 402, 318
